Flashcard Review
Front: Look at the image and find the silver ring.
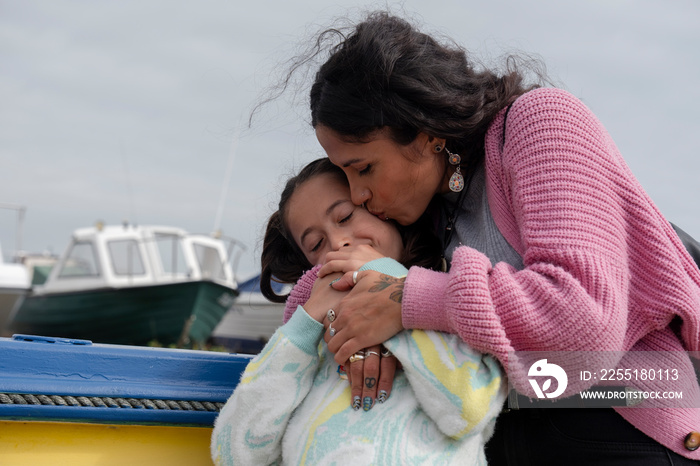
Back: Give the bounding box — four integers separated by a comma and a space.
365, 350, 380, 357
352, 271, 359, 285
329, 323, 336, 337
327, 308, 336, 322
380, 348, 393, 358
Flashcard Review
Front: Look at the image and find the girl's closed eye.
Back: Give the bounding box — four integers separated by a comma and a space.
310, 238, 323, 253
358, 164, 372, 175
338, 211, 353, 224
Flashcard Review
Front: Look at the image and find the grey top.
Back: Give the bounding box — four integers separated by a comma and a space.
441, 164, 524, 271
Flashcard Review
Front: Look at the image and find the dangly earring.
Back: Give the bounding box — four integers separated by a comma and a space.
444, 148, 464, 192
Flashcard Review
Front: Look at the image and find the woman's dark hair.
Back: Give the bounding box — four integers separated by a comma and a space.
309, 11, 540, 167
260, 157, 443, 303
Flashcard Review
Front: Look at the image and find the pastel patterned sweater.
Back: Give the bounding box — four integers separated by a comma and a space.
213, 259, 506, 465
285, 88, 700, 459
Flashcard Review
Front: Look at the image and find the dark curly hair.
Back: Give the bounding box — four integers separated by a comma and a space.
309, 11, 540, 167
260, 157, 443, 303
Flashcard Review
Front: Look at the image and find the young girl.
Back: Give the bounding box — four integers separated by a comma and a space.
210, 158, 506, 465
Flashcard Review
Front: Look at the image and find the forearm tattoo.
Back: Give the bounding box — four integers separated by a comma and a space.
368, 275, 404, 303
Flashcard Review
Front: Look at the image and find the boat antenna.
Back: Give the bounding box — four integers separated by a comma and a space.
213, 123, 241, 235
120, 139, 137, 225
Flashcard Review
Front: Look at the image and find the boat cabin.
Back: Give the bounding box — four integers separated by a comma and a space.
38, 224, 235, 294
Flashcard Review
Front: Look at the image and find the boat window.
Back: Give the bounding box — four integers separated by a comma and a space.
193, 244, 226, 280
154, 233, 188, 276
108, 239, 146, 276
57, 241, 101, 278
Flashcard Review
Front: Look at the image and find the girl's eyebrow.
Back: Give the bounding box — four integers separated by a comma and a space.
299, 198, 352, 246
325, 198, 350, 215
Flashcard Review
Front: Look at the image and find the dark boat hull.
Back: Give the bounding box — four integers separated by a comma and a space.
10, 281, 237, 346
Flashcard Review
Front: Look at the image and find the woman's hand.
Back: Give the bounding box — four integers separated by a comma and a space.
317, 246, 403, 408
324, 270, 404, 365
343, 345, 398, 411
318, 244, 385, 278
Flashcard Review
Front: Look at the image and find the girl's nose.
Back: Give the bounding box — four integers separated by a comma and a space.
330, 233, 352, 251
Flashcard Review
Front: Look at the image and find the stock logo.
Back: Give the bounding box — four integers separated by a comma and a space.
528, 359, 568, 399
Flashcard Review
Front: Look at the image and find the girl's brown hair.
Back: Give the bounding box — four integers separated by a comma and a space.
260, 157, 442, 303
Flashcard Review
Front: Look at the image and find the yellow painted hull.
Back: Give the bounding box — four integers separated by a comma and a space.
0, 420, 213, 465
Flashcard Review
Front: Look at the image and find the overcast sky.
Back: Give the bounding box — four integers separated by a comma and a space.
2, 0, 699, 279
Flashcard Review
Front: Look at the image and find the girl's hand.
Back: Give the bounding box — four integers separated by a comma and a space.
324, 270, 404, 365
303, 272, 345, 323
318, 244, 385, 278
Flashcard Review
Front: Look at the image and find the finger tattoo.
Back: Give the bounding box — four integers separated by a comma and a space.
365, 377, 376, 388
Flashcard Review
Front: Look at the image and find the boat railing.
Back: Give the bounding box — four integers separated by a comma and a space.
0, 334, 253, 426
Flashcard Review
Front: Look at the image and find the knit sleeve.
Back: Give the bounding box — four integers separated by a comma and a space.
359, 257, 408, 275
211, 307, 324, 465
402, 88, 698, 395
283, 266, 320, 323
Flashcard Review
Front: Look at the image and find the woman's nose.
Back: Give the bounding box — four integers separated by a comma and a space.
350, 187, 370, 206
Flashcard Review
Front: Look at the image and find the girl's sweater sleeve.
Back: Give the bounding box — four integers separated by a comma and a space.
402, 88, 700, 395
384, 330, 506, 440
361, 258, 506, 440
211, 308, 323, 465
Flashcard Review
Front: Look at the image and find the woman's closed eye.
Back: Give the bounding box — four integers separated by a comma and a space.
358, 164, 372, 175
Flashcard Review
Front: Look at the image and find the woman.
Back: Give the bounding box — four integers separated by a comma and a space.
211, 158, 505, 465
290, 11, 700, 464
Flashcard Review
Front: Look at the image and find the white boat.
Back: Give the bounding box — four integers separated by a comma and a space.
211, 274, 289, 353
0, 244, 31, 336
0, 203, 31, 335
17, 251, 59, 286
10, 223, 241, 347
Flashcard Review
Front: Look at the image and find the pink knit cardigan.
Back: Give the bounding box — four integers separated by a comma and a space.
284, 88, 700, 458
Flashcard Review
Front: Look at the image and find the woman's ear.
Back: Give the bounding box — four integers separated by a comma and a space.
425, 134, 446, 154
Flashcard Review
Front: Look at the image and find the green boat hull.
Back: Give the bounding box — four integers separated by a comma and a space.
10, 281, 237, 347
